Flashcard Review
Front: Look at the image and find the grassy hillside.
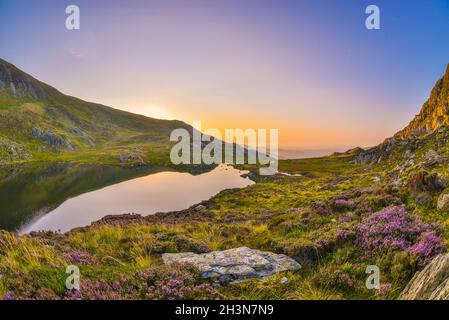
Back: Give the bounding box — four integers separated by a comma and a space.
0, 58, 191, 166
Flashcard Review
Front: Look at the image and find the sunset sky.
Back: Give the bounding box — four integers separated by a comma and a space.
1, 0, 449, 152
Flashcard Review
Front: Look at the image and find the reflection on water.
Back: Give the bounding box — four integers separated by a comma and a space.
11, 163, 253, 233
0, 162, 155, 232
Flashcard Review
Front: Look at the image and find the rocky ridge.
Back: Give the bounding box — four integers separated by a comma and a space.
396, 64, 449, 139
344, 64, 449, 165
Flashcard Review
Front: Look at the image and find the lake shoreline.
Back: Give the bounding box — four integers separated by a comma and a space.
20, 165, 257, 235
26, 175, 258, 237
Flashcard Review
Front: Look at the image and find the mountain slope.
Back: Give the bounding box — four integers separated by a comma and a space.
395, 64, 449, 139
0, 58, 191, 165
348, 63, 449, 166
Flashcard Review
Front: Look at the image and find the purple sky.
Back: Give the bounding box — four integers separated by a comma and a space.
1, 0, 449, 150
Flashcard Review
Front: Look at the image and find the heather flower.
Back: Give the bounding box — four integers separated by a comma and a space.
64, 278, 134, 300
355, 206, 445, 264
312, 200, 331, 216
64, 289, 83, 300
336, 230, 351, 240
63, 251, 98, 265
167, 279, 183, 287
332, 199, 351, 213
338, 214, 353, 224
3, 291, 17, 300
300, 216, 313, 223
34, 288, 60, 300
376, 283, 392, 296
138, 263, 219, 300
408, 231, 446, 266
335, 199, 347, 206
192, 244, 212, 254
312, 268, 358, 291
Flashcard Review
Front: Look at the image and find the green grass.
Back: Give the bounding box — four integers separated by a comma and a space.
0, 154, 427, 300
279, 154, 360, 177
1, 138, 449, 300
0, 85, 190, 166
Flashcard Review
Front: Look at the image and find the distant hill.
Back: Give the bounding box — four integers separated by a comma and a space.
0, 58, 191, 165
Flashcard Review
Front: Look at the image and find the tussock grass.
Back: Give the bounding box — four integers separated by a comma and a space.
0, 232, 62, 270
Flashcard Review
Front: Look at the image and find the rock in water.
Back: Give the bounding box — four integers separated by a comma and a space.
399, 253, 449, 300
162, 247, 301, 283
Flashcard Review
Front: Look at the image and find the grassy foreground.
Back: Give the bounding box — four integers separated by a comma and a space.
1, 151, 448, 300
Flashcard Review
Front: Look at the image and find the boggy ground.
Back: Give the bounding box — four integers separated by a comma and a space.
1, 148, 449, 300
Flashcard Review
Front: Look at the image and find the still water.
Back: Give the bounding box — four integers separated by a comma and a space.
0, 163, 253, 233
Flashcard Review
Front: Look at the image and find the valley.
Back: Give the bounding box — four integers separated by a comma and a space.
1, 59, 449, 300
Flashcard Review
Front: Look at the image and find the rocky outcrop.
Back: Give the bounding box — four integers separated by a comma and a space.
399, 253, 449, 300
0, 138, 31, 162
407, 171, 446, 196
119, 153, 144, 164
31, 127, 75, 151
423, 149, 445, 165
72, 128, 95, 146
354, 137, 401, 165
162, 247, 301, 284
395, 64, 449, 139
351, 64, 449, 166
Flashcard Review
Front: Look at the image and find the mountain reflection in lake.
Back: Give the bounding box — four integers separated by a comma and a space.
1, 163, 253, 234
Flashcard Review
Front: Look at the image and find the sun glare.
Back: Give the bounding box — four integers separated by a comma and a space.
137, 104, 174, 120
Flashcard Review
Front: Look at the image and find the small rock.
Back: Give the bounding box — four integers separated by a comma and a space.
404, 149, 413, 158
119, 152, 144, 164
437, 194, 449, 210
423, 149, 444, 165
119, 154, 128, 163
279, 277, 288, 284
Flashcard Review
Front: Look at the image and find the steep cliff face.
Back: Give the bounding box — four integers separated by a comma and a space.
351, 64, 449, 166
395, 64, 449, 139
